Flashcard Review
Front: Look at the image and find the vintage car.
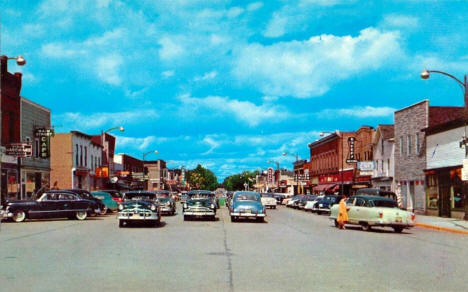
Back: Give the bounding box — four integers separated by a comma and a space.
157, 196, 176, 215
313, 195, 343, 214
1, 191, 100, 222
230, 191, 266, 222
329, 195, 415, 233
64, 189, 107, 215
183, 190, 216, 221
260, 193, 277, 209
100, 189, 124, 203
304, 195, 323, 212
286, 195, 301, 208
91, 191, 119, 213
272, 193, 286, 205
118, 191, 161, 227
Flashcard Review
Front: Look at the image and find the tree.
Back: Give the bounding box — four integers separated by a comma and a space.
187, 164, 218, 191
223, 170, 258, 191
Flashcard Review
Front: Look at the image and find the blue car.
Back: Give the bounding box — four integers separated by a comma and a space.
229, 191, 266, 222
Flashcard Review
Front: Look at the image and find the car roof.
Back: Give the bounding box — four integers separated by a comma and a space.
233, 191, 260, 196
46, 190, 80, 195
350, 195, 394, 202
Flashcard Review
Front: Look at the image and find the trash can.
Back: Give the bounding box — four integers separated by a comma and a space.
217, 197, 226, 207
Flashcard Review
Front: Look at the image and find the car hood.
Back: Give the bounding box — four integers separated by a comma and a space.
121, 200, 154, 210
233, 201, 262, 210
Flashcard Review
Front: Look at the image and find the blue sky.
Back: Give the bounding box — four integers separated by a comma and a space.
2, 0, 468, 181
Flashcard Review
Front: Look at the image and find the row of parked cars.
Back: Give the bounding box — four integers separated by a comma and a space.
285, 188, 415, 233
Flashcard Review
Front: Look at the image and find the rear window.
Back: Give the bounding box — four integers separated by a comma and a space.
371, 199, 397, 208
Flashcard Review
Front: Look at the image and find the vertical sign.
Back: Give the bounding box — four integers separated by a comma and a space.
462, 159, 468, 181
346, 137, 358, 163
34, 128, 54, 158
267, 167, 274, 184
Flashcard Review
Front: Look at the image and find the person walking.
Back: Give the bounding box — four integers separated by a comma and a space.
337, 196, 348, 229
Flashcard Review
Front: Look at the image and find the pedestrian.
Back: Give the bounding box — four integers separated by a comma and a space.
337, 196, 348, 229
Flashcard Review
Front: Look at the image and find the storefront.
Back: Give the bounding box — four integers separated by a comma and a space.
425, 167, 464, 219
21, 168, 50, 199
315, 170, 354, 195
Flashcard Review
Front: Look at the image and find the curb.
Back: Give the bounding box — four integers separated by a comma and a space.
414, 222, 468, 235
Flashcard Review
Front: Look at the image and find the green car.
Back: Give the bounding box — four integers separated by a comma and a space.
330, 195, 415, 233
91, 191, 119, 213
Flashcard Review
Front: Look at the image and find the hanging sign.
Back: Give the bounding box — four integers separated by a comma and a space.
346, 137, 358, 163
35, 128, 54, 158
5, 143, 32, 157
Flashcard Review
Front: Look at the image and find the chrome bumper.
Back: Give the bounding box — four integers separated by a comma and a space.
118, 211, 159, 221
230, 212, 266, 217
184, 210, 215, 216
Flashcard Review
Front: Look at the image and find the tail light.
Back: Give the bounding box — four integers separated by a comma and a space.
379, 211, 383, 218
411, 213, 416, 221
112, 197, 123, 203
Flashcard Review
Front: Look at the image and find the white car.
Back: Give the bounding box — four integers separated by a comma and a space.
261, 193, 277, 209
303, 195, 322, 212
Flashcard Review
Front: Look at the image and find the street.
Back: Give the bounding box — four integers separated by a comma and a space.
1, 206, 467, 292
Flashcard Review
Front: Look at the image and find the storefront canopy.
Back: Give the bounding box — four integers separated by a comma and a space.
313, 183, 337, 192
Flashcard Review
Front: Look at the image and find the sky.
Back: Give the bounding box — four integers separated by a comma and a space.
2, 0, 468, 181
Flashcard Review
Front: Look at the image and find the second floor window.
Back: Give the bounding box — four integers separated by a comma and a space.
407, 134, 412, 155
80, 145, 83, 166
84, 146, 88, 167
415, 133, 420, 154
400, 136, 404, 155
76, 144, 79, 165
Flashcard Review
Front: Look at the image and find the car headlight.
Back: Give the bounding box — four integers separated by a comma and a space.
118, 204, 123, 211
210, 204, 215, 209
183, 203, 188, 209
151, 205, 156, 211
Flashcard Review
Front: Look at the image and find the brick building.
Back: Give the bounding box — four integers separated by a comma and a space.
91, 132, 117, 189
50, 131, 103, 190
1, 55, 23, 203
113, 153, 145, 190
144, 159, 167, 191
394, 100, 464, 213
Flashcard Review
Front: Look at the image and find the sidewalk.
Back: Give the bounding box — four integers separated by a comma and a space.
414, 214, 468, 235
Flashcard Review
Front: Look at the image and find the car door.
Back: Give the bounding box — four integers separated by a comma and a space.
346, 197, 364, 224
58, 193, 76, 217
38, 193, 60, 218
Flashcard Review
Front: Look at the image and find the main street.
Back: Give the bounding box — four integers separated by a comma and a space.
1, 206, 467, 292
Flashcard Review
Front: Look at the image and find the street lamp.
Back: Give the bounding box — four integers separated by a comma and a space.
267, 160, 280, 192
142, 150, 158, 161
421, 68, 468, 220
1, 55, 27, 203
320, 131, 344, 196
100, 126, 124, 182
282, 152, 299, 194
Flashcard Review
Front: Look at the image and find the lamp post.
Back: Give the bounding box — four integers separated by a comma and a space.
142, 150, 158, 161
283, 152, 299, 194
101, 126, 124, 175
421, 69, 468, 220
267, 160, 280, 192
320, 131, 344, 196
0, 55, 26, 203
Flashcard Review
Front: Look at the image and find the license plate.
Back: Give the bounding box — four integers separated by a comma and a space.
244, 209, 251, 213
395, 216, 402, 223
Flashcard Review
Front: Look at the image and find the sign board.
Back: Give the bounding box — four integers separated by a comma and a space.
34, 128, 54, 137
358, 161, 375, 171
346, 137, 358, 163
267, 167, 274, 184
5, 143, 32, 157
462, 159, 468, 181
34, 128, 54, 158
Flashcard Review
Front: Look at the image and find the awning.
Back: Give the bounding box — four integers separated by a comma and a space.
313, 183, 336, 192
352, 184, 369, 189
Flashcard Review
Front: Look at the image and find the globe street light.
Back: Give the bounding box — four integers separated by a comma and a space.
142, 150, 158, 161
421, 68, 468, 220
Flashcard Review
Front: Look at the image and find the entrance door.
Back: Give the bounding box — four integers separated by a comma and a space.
439, 185, 451, 217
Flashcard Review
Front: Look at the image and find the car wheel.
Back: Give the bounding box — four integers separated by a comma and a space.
256, 217, 265, 223
231, 216, 236, 222
317, 211, 322, 215
75, 211, 87, 220
12, 210, 26, 222
184, 215, 189, 221
99, 206, 108, 215
334, 219, 339, 228
119, 219, 126, 228
361, 223, 372, 231
393, 226, 403, 233
211, 215, 216, 221
273, 206, 277, 209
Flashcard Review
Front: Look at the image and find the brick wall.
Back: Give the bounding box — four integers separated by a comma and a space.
50, 133, 73, 189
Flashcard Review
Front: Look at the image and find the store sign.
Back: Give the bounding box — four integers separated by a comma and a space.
346, 137, 358, 163
95, 167, 109, 178
5, 143, 32, 157
35, 128, 54, 158
358, 161, 375, 171
267, 167, 274, 184
462, 159, 468, 181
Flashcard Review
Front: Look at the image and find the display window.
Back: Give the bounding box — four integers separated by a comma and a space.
426, 174, 438, 209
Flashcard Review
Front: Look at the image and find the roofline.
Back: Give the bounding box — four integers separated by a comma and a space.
21, 96, 51, 113
394, 99, 428, 114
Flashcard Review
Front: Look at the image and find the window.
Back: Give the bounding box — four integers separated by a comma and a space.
35, 138, 40, 158
407, 134, 412, 155
415, 133, 420, 154
84, 146, 87, 167
387, 159, 390, 173
399, 136, 404, 155
381, 140, 384, 155
75, 144, 79, 166
91, 155, 94, 170
80, 145, 83, 166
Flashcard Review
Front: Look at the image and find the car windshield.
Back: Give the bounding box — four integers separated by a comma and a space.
125, 194, 156, 201
371, 199, 397, 208
235, 194, 259, 201
122, 202, 150, 209
187, 199, 211, 207
261, 194, 273, 198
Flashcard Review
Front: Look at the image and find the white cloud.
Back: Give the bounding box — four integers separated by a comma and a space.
234, 28, 403, 98
227, 7, 244, 18
316, 106, 396, 118
54, 110, 159, 130
263, 12, 288, 38
96, 54, 123, 85
162, 70, 175, 78
381, 14, 419, 29
247, 2, 263, 12
115, 136, 158, 151
178, 94, 290, 126
158, 36, 185, 60
194, 71, 218, 81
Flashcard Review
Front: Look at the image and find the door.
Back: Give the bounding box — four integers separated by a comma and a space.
37, 193, 61, 218
439, 185, 451, 217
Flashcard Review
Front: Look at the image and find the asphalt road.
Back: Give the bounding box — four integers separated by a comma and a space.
1, 205, 467, 292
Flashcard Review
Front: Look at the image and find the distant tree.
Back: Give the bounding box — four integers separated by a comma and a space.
223, 170, 258, 191
187, 164, 218, 191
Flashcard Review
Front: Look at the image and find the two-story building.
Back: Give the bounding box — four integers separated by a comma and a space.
371, 125, 395, 192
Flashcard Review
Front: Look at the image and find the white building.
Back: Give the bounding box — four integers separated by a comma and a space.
371, 125, 395, 192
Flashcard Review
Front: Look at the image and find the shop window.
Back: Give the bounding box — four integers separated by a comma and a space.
426, 174, 438, 209
450, 169, 463, 210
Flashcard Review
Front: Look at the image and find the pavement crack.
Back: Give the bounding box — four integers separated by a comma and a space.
221, 217, 234, 292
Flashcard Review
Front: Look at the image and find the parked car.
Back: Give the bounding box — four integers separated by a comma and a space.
229, 191, 266, 222
183, 191, 216, 221
157, 196, 176, 216
314, 195, 343, 214
304, 195, 323, 212
330, 195, 415, 232
91, 191, 119, 213
355, 188, 397, 201
64, 189, 107, 215
118, 191, 161, 227
100, 189, 124, 204
260, 193, 277, 209
298, 195, 316, 210
1, 190, 100, 222
286, 195, 301, 208
272, 193, 286, 205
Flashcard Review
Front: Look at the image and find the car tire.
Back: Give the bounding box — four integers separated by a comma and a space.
12, 210, 26, 222
75, 211, 87, 220
231, 216, 236, 222
273, 206, 277, 209
361, 223, 372, 231
256, 217, 265, 223
334, 219, 339, 228
119, 219, 126, 228
99, 206, 108, 215
184, 215, 189, 221
317, 211, 322, 215
393, 226, 403, 233
211, 215, 216, 221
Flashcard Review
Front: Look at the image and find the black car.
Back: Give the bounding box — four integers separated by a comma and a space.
187, 190, 218, 209
1, 190, 100, 222
154, 191, 176, 216
272, 193, 286, 205
315, 195, 343, 215
183, 191, 217, 221
118, 191, 161, 227
64, 189, 107, 215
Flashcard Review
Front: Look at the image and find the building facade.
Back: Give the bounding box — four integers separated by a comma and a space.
371, 125, 395, 192
20, 97, 51, 199
50, 131, 103, 190
144, 159, 167, 191
394, 100, 464, 213
114, 153, 145, 190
